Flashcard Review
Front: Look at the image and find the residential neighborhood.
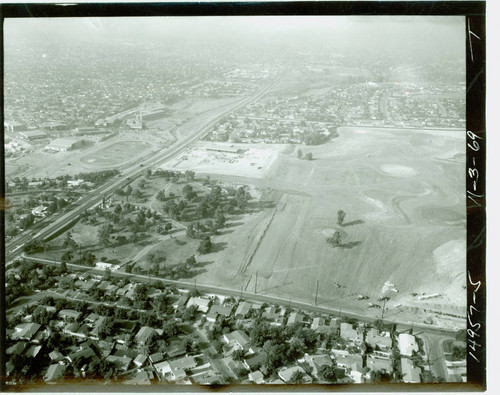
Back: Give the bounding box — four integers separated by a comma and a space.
5, 256, 465, 387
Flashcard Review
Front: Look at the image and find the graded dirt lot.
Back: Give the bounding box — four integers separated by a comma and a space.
81, 141, 151, 167
158, 142, 285, 179
183, 126, 466, 327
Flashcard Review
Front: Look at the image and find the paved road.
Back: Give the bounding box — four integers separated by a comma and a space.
22, 254, 457, 339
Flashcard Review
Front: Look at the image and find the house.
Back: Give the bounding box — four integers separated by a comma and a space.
165, 342, 187, 359
171, 368, 188, 381
186, 296, 211, 313
305, 354, 333, 378
14, 323, 41, 341
311, 317, 325, 330
401, 358, 422, 383
168, 355, 198, 371
223, 330, 251, 350
134, 353, 148, 367
7, 341, 27, 356
106, 354, 132, 371
123, 370, 152, 385
248, 370, 265, 384
336, 353, 364, 373
329, 318, 341, 332
235, 301, 251, 318
366, 328, 392, 349
63, 322, 87, 339
398, 334, 419, 356
31, 205, 48, 217
58, 309, 82, 322
154, 360, 172, 378
25, 345, 43, 359
135, 326, 156, 346
209, 304, 233, 317
149, 352, 165, 364
366, 355, 393, 373
340, 323, 362, 342
287, 312, 304, 326
44, 364, 67, 383
191, 369, 222, 385
67, 347, 96, 363
95, 261, 120, 271
173, 295, 189, 310
48, 350, 64, 362
84, 313, 100, 325
89, 316, 106, 340
269, 378, 285, 384
243, 351, 267, 371
67, 179, 85, 188
206, 312, 219, 323
278, 365, 312, 384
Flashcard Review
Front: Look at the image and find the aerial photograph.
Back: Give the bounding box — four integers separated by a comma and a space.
3, 16, 467, 387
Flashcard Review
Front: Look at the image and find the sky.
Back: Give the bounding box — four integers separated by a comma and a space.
5, 16, 465, 60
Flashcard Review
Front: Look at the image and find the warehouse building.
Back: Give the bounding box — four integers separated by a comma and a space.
18, 130, 48, 141
45, 138, 86, 152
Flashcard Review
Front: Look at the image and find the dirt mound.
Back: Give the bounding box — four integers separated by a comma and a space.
380, 164, 418, 177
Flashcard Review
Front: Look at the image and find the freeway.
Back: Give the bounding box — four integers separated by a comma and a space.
5, 76, 282, 264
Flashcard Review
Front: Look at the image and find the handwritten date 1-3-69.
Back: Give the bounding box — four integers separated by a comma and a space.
466, 130, 483, 208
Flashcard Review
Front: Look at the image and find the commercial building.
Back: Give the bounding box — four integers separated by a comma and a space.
19, 130, 48, 141
45, 137, 86, 152
5, 122, 28, 132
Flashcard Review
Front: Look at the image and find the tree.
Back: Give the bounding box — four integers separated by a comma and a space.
305, 152, 313, 161
232, 349, 245, 362
185, 170, 196, 181
182, 184, 196, 201
215, 209, 226, 228
327, 231, 342, 247
98, 223, 112, 246
455, 329, 467, 342
317, 364, 337, 383
63, 232, 78, 252
289, 369, 305, 384
164, 222, 172, 233
297, 148, 303, 159
337, 210, 346, 226
197, 236, 212, 254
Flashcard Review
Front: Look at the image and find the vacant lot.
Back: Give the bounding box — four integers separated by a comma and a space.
159, 142, 285, 179
81, 140, 151, 168
188, 126, 466, 324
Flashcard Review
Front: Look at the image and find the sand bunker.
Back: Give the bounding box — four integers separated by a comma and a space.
421, 207, 465, 225
380, 164, 418, 177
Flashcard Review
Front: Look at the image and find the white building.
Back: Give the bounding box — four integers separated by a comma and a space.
398, 334, 419, 356
95, 262, 120, 271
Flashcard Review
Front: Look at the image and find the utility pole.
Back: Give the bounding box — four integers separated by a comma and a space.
381, 299, 387, 320
240, 285, 243, 299
315, 280, 319, 306
254, 271, 258, 294
194, 278, 197, 291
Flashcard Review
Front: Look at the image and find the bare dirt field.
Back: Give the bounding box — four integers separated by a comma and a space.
81, 140, 151, 167
158, 142, 285, 179
185, 126, 466, 327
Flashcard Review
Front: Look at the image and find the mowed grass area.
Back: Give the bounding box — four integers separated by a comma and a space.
80, 140, 150, 167
192, 127, 466, 320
